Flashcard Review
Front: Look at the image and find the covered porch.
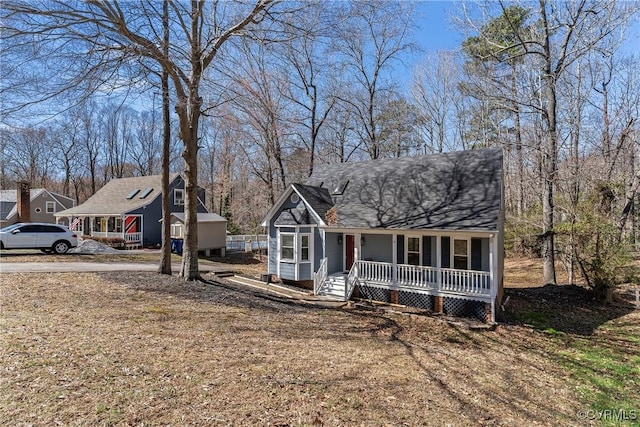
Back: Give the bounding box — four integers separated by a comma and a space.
59, 214, 143, 247
315, 230, 501, 322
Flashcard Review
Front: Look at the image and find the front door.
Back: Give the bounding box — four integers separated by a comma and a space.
345, 234, 355, 271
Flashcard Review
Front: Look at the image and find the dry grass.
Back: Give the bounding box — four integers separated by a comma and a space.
504, 257, 573, 288
0, 250, 267, 278
0, 251, 174, 264
3, 270, 638, 426
1, 256, 638, 425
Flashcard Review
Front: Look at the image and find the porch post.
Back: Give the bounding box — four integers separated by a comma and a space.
90, 216, 94, 236
489, 234, 498, 323
434, 235, 444, 314
436, 236, 442, 291
392, 234, 397, 287
353, 245, 359, 279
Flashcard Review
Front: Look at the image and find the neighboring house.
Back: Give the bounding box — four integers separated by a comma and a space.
55, 174, 208, 247
261, 148, 504, 322
0, 188, 75, 227
169, 212, 227, 256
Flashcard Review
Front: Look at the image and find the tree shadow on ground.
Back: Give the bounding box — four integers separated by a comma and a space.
503, 284, 634, 335
110, 271, 333, 315
203, 251, 266, 265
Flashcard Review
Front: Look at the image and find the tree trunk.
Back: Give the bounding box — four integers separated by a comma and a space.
179, 119, 201, 280
618, 168, 640, 241
158, 0, 172, 275
541, 2, 557, 285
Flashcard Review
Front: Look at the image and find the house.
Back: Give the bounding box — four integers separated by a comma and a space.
55, 174, 208, 247
0, 185, 75, 227
261, 147, 504, 322
168, 212, 227, 256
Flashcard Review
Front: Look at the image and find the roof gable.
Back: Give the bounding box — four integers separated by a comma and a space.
0, 188, 74, 221
306, 147, 503, 231
55, 174, 180, 216
261, 183, 332, 227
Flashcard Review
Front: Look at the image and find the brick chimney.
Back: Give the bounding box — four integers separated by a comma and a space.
17, 181, 31, 223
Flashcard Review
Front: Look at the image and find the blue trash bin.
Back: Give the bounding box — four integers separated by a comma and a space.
171, 238, 183, 254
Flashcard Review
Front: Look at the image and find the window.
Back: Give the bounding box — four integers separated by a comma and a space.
42, 225, 64, 233
300, 234, 310, 261
290, 193, 300, 204
280, 233, 295, 261
453, 238, 469, 270
139, 187, 153, 199
35, 207, 42, 213
46, 201, 55, 213
20, 225, 40, 233
406, 236, 421, 266
126, 189, 140, 199
332, 180, 349, 195
174, 189, 184, 205
114, 217, 122, 233
171, 223, 183, 238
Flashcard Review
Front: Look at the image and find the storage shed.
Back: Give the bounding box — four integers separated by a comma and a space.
169, 212, 227, 256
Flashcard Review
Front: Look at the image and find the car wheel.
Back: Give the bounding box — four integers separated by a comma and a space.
40, 248, 53, 254
52, 241, 70, 254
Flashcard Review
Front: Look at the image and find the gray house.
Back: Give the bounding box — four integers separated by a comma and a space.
261, 148, 504, 322
55, 174, 207, 247
0, 187, 75, 227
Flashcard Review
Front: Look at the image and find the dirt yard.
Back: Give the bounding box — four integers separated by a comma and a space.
1, 255, 638, 426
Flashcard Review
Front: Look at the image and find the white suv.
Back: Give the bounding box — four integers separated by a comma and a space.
0, 223, 78, 254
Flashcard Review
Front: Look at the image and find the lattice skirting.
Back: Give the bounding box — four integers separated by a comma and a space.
398, 290, 434, 310
444, 297, 486, 321
358, 284, 390, 303
357, 285, 488, 322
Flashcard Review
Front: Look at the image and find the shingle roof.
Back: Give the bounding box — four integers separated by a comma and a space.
0, 201, 15, 220
292, 183, 333, 221
170, 212, 226, 223
56, 174, 179, 216
0, 188, 73, 220
0, 188, 45, 202
305, 147, 503, 231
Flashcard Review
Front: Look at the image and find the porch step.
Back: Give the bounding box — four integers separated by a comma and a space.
214, 270, 235, 278
316, 274, 347, 300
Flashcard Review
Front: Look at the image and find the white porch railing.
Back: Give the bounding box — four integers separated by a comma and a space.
345, 262, 359, 301
314, 257, 328, 295
396, 264, 438, 290
359, 260, 393, 283
91, 232, 121, 239
355, 260, 491, 296
90, 231, 142, 243
124, 232, 142, 243
440, 267, 490, 295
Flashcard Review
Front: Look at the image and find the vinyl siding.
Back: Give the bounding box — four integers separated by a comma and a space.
361, 234, 392, 263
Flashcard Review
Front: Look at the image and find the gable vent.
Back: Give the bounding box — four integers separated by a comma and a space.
126, 189, 140, 200
331, 180, 349, 195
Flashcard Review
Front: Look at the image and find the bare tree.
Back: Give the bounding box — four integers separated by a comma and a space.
460, 0, 637, 285
2, 0, 295, 280
412, 51, 463, 154
331, 0, 415, 160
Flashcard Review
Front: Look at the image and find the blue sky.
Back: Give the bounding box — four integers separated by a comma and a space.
413, 1, 461, 52
399, 0, 640, 91
412, 0, 640, 54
